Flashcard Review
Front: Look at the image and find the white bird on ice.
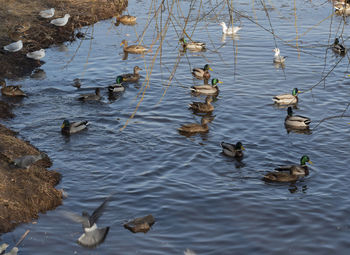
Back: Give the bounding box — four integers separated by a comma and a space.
3, 40, 23, 52
50, 14, 70, 27
39, 8, 55, 18
26, 49, 45, 60
219, 22, 241, 35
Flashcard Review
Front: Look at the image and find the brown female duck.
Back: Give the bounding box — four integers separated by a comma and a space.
120, 40, 148, 54
188, 96, 214, 113
178, 117, 211, 134
0, 79, 26, 97
121, 66, 142, 82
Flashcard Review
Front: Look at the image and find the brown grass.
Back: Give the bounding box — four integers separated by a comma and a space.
0, 0, 128, 78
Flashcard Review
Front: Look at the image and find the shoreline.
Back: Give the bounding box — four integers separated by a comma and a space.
0, 0, 128, 234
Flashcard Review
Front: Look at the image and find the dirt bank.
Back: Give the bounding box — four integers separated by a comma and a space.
0, 0, 128, 79
0, 124, 62, 233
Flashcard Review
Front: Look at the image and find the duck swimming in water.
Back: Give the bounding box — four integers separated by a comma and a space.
284, 107, 311, 130
332, 38, 346, 55
273, 48, 287, 63
273, 88, 300, 105
263, 155, 312, 182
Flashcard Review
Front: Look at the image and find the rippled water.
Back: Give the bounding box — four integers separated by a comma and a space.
1, 0, 350, 254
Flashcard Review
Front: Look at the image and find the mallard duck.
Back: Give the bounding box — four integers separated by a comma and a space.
13, 22, 31, 33
39, 8, 55, 18
116, 15, 137, 24
120, 40, 148, 54
273, 88, 300, 105
263, 155, 312, 182
273, 48, 287, 63
221, 141, 245, 158
26, 49, 45, 60
61, 120, 89, 135
0, 79, 26, 97
192, 64, 213, 80
191, 78, 222, 95
219, 22, 241, 35
179, 38, 206, 51
178, 117, 210, 134
188, 96, 214, 112
108, 76, 125, 92
50, 14, 70, 27
334, 2, 350, 14
78, 88, 101, 101
3, 40, 23, 52
121, 66, 142, 82
285, 107, 311, 129
332, 38, 346, 55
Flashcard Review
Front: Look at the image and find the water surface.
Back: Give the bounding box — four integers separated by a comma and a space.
1, 0, 350, 254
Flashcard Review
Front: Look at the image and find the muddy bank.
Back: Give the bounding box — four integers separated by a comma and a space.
0, 0, 128, 79
0, 124, 62, 233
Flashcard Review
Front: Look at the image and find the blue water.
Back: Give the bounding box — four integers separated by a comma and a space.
1, 0, 350, 254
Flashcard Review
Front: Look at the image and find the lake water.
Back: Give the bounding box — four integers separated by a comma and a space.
1, 0, 350, 254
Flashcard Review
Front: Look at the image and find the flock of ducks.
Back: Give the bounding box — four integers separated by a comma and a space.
2, 7, 71, 61
1, 4, 349, 252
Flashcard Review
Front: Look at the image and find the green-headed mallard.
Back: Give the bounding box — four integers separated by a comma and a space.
332, 38, 346, 55
61, 120, 89, 135
78, 88, 101, 101
273, 88, 300, 105
116, 15, 137, 24
108, 76, 125, 93
0, 79, 26, 97
221, 141, 245, 158
273, 48, 287, 64
191, 78, 222, 95
178, 117, 210, 134
120, 40, 148, 54
121, 66, 142, 82
263, 155, 312, 182
188, 96, 214, 113
285, 107, 311, 129
192, 64, 212, 80
179, 37, 206, 51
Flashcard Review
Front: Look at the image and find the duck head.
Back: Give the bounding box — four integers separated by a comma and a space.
292, 88, 300, 96
287, 106, 293, 116
211, 78, 222, 86
300, 155, 312, 165
235, 142, 245, 151
204, 64, 213, 71
116, 76, 124, 84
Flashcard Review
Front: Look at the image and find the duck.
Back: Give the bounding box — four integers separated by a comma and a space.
179, 37, 206, 51
332, 38, 346, 55
26, 49, 45, 60
73, 78, 81, 88
39, 8, 55, 18
0, 79, 26, 97
221, 141, 245, 158
50, 14, 70, 27
13, 22, 31, 33
219, 22, 241, 35
188, 96, 214, 113
61, 120, 89, 135
285, 107, 311, 129
192, 64, 213, 80
3, 40, 23, 52
263, 155, 312, 182
121, 66, 142, 82
120, 40, 148, 54
178, 117, 211, 134
116, 14, 137, 24
78, 88, 101, 101
191, 78, 222, 95
273, 48, 287, 63
108, 76, 125, 93
334, 1, 350, 14
273, 88, 300, 105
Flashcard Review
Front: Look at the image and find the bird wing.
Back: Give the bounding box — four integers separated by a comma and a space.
89, 198, 109, 226
61, 210, 90, 226
275, 165, 293, 171
221, 142, 235, 151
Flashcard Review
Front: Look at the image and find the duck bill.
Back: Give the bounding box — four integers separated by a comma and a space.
120, 42, 124, 46
61, 124, 65, 129
308, 160, 313, 164
241, 146, 245, 151
218, 81, 223, 84
209, 67, 213, 71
